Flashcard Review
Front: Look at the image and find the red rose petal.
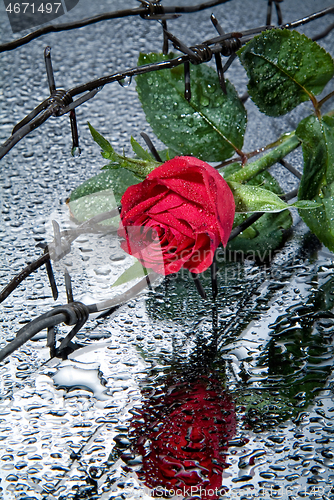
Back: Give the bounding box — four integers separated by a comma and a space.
118, 156, 235, 275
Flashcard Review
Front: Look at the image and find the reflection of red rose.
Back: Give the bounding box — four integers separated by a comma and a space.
127, 380, 236, 499
118, 157, 235, 275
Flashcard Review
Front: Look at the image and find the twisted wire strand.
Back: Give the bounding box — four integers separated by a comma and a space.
0, 6, 333, 161
0, 0, 231, 53
0, 4, 332, 362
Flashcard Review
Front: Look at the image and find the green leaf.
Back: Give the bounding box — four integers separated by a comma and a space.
136, 52, 247, 162
68, 169, 139, 223
70, 169, 139, 203
298, 184, 334, 252
296, 115, 334, 200
130, 136, 153, 161
238, 29, 334, 116
88, 121, 114, 156
227, 181, 288, 212
291, 200, 322, 210
225, 169, 292, 259
226, 211, 292, 260
68, 187, 119, 224
88, 122, 161, 178
112, 260, 150, 288
296, 115, 334, 251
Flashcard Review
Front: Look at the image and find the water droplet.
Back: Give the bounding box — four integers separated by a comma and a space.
118, 76, 132, 88
71, 146, 81, 157
200, 96, 210, 107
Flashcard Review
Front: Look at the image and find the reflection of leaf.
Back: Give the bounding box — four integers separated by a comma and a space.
248, 274, 334, 422
112, 260, 150, 288
296, 115, 334, 251
238, 29, 334, 116
136, 52, 247, 162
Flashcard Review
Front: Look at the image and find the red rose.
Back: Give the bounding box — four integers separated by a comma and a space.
126, 379, 236, 499
118, 156, 235, 275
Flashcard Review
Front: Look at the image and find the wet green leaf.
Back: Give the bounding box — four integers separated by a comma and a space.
130, 136, 153, 161
227, 211, 292, 260
292, 200, 322, 209
238, 29, 334, 116
297, 115, 334, 200
68, 169, 139, 223
70, 169, 139, 203
225, 168, 292, 259
298, 183, 334, 252
136, 52, 247, 162
68, 187, 119, 224
228, 181, 288, 212
296, 115, 334, 251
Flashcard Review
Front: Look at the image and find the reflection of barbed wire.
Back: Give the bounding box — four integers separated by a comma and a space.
1, 3, 334, 161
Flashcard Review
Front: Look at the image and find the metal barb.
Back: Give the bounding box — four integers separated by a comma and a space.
210, 13, 225, 35
275, 0, 283, 25
140, 132, 163, 161
44, 46, 56, 94
279, 159, 302, 180
162, 19, 169, 54
65, 269, 74, 303
214, 52, 227, 94
184, 61, 191, 101
70, 109, 80, 152
44, 249, 59, 300
266, 0, 273, 25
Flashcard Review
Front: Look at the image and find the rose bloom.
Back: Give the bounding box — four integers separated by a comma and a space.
118, 156, 235, 275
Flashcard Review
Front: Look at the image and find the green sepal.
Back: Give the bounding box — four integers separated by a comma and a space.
88, 122, 161, 179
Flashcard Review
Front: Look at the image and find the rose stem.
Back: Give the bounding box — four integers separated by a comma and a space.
191, 273, 207, 299
224, 133, 301, 184
211, 250, 218, 300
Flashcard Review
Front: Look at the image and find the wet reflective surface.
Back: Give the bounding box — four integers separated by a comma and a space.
1, 0, 334, 498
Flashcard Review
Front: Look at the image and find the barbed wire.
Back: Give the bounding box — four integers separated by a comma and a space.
0, 0, 232, 53
0, 1, 333, 364
1, 3, 334, 161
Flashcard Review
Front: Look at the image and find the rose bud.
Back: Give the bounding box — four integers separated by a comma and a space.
118, 156, 235, 275
126, 379, 236, 499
